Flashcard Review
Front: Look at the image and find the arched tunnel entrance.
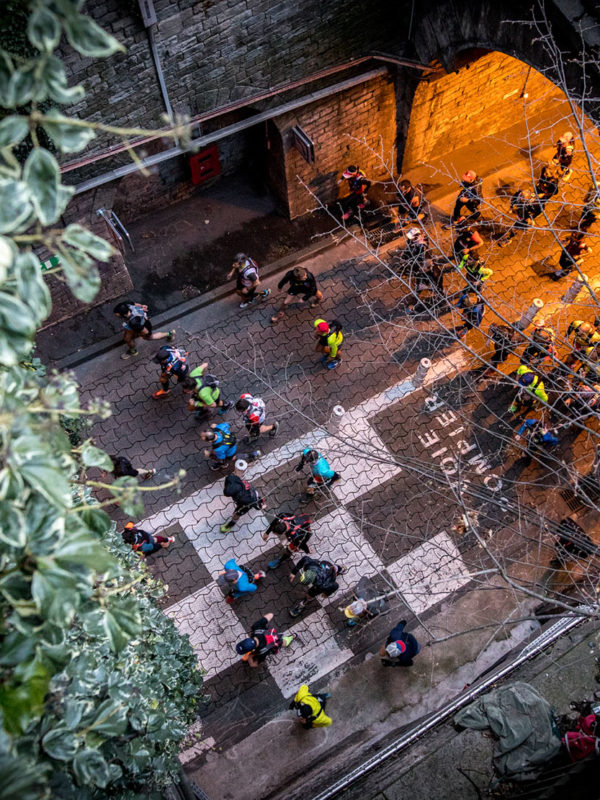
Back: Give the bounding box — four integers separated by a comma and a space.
399, 48, 599, 306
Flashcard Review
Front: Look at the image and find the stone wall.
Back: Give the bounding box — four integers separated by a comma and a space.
402, 51, 566, 169
269, 74, 397, 219
60, 0, 405, 167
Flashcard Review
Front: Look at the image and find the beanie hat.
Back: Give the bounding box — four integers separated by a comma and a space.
235, 638, 256, 655
519, 372, 535, 387
386, 640, 407, 658
342, 165, 358, 178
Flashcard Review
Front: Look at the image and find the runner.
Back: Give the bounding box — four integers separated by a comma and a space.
390, 179, 429, 232
106, 454, 156, 481
313, 318, 343, 370
450, 170, 483, 225
520, 320, 556, 367
337, 165, 371, 222
295, 448, 341, 498
552, 131, 575, 180
227, 253, 270, 308
200, 422, 237, 470
152, 345, 190, 399
183, 362, 231, 421
270, 267, 323, 323
235, 393, 279, 443
263, 512, 312, 569
288, 556, 346, 617
514, 417, 559, 465
121, 522, 174, 557
217, 558, 265, 604
220, 467, 266, 533
235, 612, 295, 667
508, 365, 549, 415
564, 320, 600, 367
550, 232, 592, 280
454, 291, 484, 338
457, 253, 493, 290
113, 301, 174, 360
497, 188, 538, 247
379, 619, 421, 667
289, 685, 332, 728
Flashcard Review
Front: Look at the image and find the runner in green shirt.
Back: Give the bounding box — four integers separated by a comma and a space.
183, 362, 231, 421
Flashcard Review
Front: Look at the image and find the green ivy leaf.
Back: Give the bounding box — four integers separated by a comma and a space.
24, 149, 74, 226
0, 631, 36, 667
28, 8, 62, 53
57, 245, 100, 303
41, 112, 96, 154
41, 727, 81, 761
62, 224, 114, 261
0, 292, 37, 366
83, 599, 141, 653
78, 507, 112, 537
80, 442, 113, 470
0, 656, 50, 735
0, 116, 29, 149
42, 55, 85, 105
0, 503, 26, 548
31, 562, 80, 624
72, 749, 111, 788
6, 65, 36, 108
83, 698, 128, 737
63, 14, 125, 58
54, 529, 116, 572
0, 754, 49, 800
15, 252, 51, 326
0, 178, 33, 234
0, 51, 14, 108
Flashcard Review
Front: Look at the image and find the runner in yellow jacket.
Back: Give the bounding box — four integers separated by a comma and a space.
289, 684, 332, 728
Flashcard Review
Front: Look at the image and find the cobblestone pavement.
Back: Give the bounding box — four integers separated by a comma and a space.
77, 160, 600, 770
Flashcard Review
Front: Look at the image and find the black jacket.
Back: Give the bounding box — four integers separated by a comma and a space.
278, 270, 318, 301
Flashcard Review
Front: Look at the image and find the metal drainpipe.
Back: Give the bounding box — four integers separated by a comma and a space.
138, 0, 174, 124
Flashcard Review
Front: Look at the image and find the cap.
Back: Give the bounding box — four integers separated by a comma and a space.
406, 227, 420, 241
299, 568, 317, 585
462, 170, 477, 182
386, 640, 407, 658
342, 165, 358, 178
314, 319, 330, 333
235, 638, 256, 655
124, 521, 135, 529
345, 599, 368, 619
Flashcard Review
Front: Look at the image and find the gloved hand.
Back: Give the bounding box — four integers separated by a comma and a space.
295, 464, 303, 473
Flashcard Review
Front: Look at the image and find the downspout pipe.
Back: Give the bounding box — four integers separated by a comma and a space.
138, 0, 174, 124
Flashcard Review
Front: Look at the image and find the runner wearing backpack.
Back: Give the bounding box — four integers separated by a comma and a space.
114, 301, 174, 360
152, 345, 190, 399
227, 253, 271, 309
235, 612, 295, 667
288, 556, 346, 617
295, 448, 341, 499
235, 393, 279, 443
200, 422, 237, 470
121, 522, 175, 557
220, 468, 266, 532
183, 362, 231, 420
217, 558, 265, 604
263, 512, 312, 569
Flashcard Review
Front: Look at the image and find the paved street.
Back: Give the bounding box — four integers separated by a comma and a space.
74, 150, 600, 796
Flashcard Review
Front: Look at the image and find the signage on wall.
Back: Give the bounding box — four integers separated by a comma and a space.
290, 126, 315, 164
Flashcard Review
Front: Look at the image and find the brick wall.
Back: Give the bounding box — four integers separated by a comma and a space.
269, 74, 397, 219
39, 189, 133, 330
402, 51, 565, 169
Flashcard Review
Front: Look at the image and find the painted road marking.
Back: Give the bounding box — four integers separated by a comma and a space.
267, 606, 353, 698
385, 531, 471, 616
